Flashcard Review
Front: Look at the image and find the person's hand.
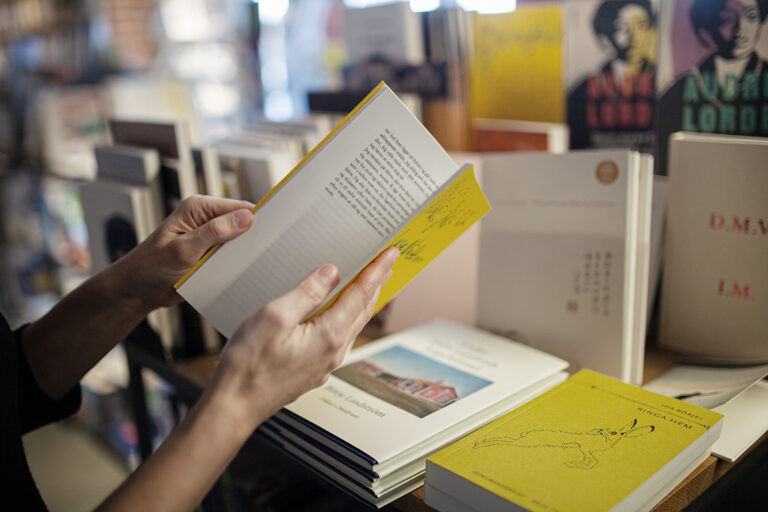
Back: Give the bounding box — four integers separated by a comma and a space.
106, 195, 255, 314
208, 246, 400, 431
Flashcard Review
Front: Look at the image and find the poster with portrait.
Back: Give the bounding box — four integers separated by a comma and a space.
656, 0, 768, 173
565, 0, 659, 153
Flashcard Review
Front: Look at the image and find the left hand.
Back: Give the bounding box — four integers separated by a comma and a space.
107, 195, 255, 314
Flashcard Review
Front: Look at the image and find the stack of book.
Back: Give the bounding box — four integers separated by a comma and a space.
258, 320, 568, 508
425, 370, 724, 512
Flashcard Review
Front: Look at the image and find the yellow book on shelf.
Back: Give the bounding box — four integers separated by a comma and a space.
175, 82, 490, 338
469, 4, 564, 123
426, 370, 723, 512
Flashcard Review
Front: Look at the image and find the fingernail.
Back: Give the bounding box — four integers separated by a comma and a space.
234, 209, 252, 228
386, 247, 400, 266
319, 264, 340, 288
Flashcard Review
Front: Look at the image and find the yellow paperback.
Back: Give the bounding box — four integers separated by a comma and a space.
426, 370, 723, 512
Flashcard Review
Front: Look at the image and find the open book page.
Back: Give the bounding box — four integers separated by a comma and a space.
311, 164, 489, 319
177, 84, 461, 337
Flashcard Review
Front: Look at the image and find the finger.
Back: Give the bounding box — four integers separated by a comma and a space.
315, 247, 398, 341
253, 264, 341, 339
346, 269, 392, 335
175, 195, 255, 232
336, 276, 389, 352
179, 208, 254, 257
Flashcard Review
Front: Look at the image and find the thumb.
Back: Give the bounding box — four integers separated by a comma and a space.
184, 208, 253, 256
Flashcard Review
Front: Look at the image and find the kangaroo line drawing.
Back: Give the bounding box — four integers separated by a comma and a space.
473, 418, 655, 470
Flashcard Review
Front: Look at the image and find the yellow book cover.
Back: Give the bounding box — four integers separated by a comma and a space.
469, 4, 564, 123
427, 370, 723, 512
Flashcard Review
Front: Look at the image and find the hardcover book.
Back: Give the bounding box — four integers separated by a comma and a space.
476, 150, 653, 384
659, 132, 768, 362
426, 370, 723, 512
175, 83, 490, 338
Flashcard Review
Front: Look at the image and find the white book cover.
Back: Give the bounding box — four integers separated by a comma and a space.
477, 150, 644, 383
660, 133, 768, 361
277, 320, 568, 469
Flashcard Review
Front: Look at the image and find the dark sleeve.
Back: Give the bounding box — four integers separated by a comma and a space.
14, 325, 82, 434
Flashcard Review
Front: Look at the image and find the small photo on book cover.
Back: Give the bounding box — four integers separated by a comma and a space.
332, 346, 492, 419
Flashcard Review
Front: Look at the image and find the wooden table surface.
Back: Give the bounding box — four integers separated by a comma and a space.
170, 335, 764, 512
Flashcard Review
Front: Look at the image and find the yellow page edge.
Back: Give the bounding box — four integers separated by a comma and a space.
174, 81, 388, 288
307, 164, 490, 321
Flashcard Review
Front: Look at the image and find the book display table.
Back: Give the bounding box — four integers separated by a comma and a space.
124, 336, 768, 511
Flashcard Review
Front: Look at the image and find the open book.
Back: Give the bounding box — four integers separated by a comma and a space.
175, 83, 490, 337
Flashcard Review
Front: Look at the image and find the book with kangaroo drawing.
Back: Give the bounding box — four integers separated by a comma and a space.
174, 83, 490, 338
425, 370, 723, 512
258, 319, 568, 507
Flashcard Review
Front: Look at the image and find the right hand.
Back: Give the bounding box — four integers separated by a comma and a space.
208, 246, 400, 430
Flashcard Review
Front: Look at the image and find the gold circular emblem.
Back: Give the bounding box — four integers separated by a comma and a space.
596, 160, 619, 185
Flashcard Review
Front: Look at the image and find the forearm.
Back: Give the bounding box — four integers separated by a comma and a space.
96, 386, 262, 512
22, 260, 151, 400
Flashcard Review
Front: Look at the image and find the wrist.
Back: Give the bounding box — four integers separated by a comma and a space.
95, 256, 156, 319
202, 370, 275, 438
